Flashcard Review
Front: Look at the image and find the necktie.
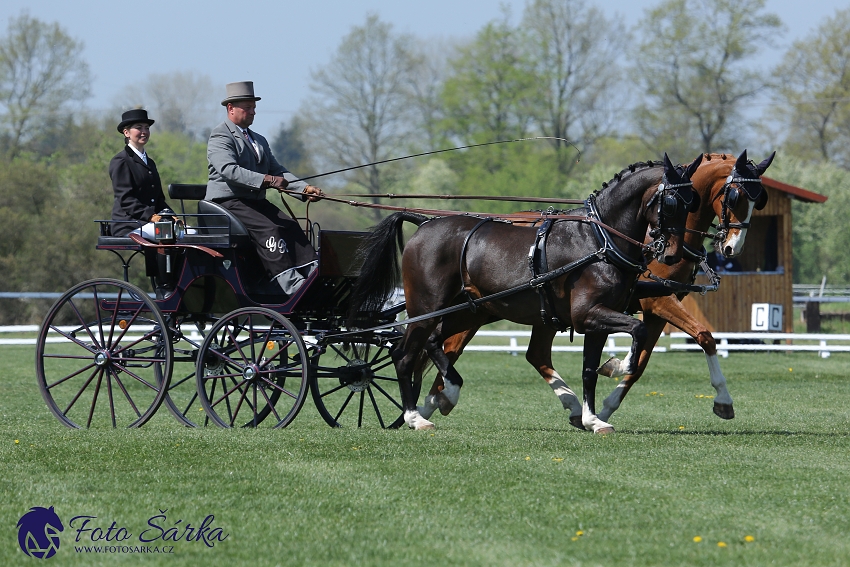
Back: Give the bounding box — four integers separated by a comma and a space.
242, 129, 259, 160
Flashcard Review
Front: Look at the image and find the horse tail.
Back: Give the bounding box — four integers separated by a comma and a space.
347, 212, 428, 325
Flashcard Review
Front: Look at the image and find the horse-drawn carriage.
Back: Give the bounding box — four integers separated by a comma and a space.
35, 149, 775, 432
35, 183, 408, 429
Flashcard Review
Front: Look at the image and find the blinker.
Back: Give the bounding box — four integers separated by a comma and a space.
661, 194, 677, 217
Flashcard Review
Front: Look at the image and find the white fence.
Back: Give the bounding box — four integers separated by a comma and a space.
4, 326, 849, 358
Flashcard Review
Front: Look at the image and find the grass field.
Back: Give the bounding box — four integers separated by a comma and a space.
3, 345, 850, 566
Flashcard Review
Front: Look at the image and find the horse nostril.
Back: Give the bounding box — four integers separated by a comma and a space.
723, 246, 733, 256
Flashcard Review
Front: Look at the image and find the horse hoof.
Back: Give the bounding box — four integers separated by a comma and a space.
569, 416, 587, 430
713, 402, 735, 420
596, 356, 619, 377
436, 392, 456, 416
594, 426, 615, 435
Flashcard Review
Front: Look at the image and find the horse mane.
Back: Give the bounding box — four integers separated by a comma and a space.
701, 153, 732, 162
597, 160, 663, 192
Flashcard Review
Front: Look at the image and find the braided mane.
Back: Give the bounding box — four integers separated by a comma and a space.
597, 160, 663, 192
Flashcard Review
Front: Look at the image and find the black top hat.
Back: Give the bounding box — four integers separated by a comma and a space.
117, 109, 155, 133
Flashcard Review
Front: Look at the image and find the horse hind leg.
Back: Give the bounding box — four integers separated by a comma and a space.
580, 333, 616, 434
393, 325, 437, 430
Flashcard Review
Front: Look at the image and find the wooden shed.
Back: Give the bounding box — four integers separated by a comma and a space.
671, 177, 827, 333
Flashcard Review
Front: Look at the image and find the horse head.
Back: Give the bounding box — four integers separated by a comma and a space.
642, 153, 702, 266
692, 149, 776, 258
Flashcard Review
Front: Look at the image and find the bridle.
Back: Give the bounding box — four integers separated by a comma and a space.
644, 171, 697, 259
714, 169, 766, 243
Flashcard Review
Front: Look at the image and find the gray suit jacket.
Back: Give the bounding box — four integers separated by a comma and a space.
206, 118, 307, 201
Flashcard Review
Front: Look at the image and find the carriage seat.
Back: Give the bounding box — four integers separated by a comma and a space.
168, 184, 250, 247
196, 200, 251, 247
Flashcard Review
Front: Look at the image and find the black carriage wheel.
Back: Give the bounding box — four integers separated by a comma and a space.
195, 308, 309, 428
309, 332, 404, 429
160, 315, 214, 427
35, 278, 173, 428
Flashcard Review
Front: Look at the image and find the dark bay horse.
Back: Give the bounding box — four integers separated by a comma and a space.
419, 150, 775, 428
347, 154, 702, 431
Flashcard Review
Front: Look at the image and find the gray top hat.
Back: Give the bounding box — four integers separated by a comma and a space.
221, 81, 262, 106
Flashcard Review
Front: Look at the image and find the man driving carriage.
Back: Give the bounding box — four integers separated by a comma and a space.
206, 81, 324, 297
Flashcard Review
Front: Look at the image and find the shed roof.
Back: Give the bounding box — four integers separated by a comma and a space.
761, 176, 828, 203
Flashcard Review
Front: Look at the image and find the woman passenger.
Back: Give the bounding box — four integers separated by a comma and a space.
108, 109, 170, 237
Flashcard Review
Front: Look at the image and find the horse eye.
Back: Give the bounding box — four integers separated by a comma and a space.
662, 194, 677, 217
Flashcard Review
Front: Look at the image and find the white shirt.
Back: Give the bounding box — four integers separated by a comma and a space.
127, 143, 148, 165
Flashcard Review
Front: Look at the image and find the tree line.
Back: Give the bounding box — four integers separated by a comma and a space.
0, 0, 849, 323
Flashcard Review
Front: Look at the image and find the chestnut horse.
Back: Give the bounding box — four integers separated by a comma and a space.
418, 150, 775, 428
347, 154, 702, 431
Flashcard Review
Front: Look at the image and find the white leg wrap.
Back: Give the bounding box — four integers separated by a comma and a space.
546, 372, 582, 418
417, 395, 439, 420
441, 379, 461, 406
404, 410, 435, 430
598, 381, 628, 422
707, 354, 733, 406
582, 402, 615, 433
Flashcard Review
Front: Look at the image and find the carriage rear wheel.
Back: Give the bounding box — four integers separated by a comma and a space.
309, 331, 405, 428
195, 308, 309, 428
35, 278, 173, 428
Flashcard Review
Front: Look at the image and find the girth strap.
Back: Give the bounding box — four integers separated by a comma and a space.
528, 219, 568, 332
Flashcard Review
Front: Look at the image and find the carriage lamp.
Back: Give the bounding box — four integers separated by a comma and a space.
153, 209, 186, 243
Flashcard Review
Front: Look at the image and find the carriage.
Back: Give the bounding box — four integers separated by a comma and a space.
35, 150, 774, 432
35, 183, 409, 429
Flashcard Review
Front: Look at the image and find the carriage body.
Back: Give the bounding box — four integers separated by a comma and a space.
35, 184, 406, 430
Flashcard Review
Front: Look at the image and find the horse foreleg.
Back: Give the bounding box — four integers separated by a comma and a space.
581, 332, 615, 434
526, 325, 584, 430
645, 296, 734, 419
598, 312, 666, 422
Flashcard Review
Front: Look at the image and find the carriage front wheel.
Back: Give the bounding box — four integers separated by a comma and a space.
35, 278, 173, 428
195, 308, 309, 428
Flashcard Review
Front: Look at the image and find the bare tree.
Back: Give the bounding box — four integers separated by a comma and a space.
631, 0, 782, 155
114, 71, 218, 141
302, 14, 420, 208
0, 13, 91, 156
521, 0, 628, 173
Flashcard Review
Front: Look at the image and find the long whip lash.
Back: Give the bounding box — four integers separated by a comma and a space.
293, 136, 581, 183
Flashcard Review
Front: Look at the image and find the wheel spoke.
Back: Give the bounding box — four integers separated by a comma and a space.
86, 369, 105, 428
109, 367, 143, 418
333, 391, 356, 422
367, 387, 386, 428
369, 379, 404, 409
46, 362, 98, 390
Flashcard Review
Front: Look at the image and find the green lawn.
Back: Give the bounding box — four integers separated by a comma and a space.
2, 345, 849, 566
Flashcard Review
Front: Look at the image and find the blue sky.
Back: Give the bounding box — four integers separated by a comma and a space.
0, 0, 845, 134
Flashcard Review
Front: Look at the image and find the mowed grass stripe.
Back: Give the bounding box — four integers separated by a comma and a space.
2, 345, 849, 566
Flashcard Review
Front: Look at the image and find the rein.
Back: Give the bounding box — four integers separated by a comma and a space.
285, 188, 648, 248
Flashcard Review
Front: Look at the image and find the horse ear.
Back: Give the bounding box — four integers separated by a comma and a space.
735, 149, 749, 175
662, 152, 675, 174
685, 153, 703, 178
755, 151, 776, 175
689, 191, 701, 213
